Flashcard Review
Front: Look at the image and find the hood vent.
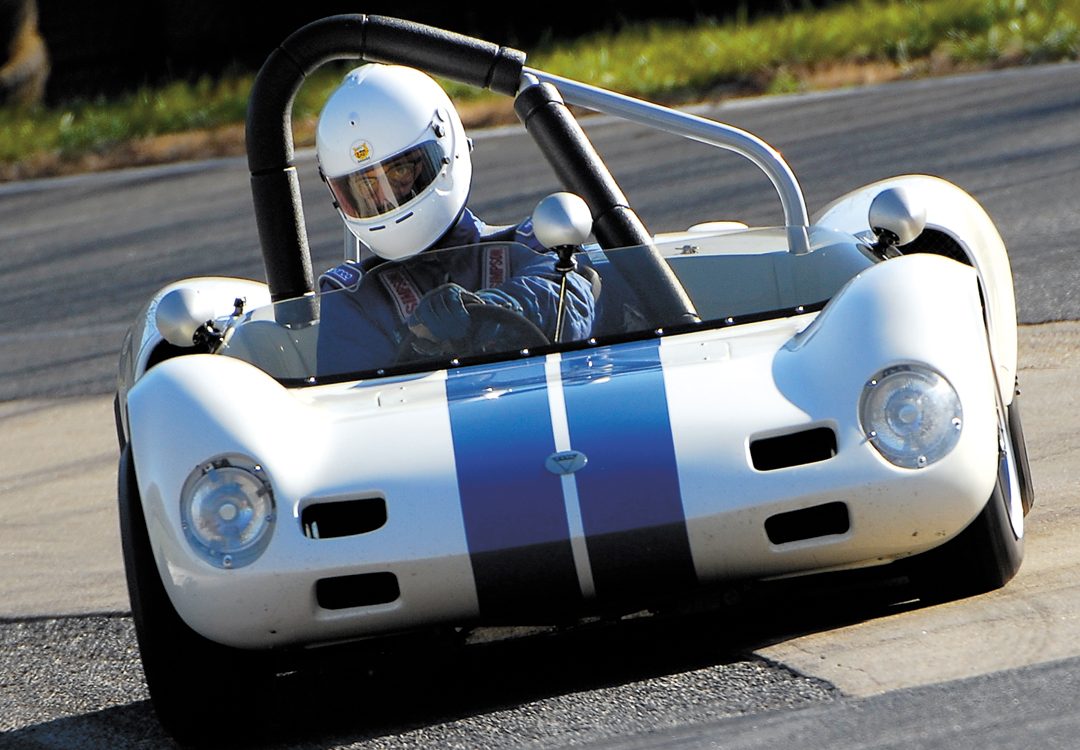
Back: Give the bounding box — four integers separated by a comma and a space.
316, 572, 400, 610
765, 502, 850, 545
750, 426, 837, 471
302, 496, 387, 539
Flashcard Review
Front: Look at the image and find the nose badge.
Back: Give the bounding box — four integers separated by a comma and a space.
545, 450, 588, 475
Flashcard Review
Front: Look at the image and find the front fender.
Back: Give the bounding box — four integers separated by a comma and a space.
116, 277, 271, 443
814, 174, 1017, 405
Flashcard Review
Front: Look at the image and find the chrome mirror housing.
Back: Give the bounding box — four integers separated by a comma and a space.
155, 288, 215, 347
532, 192, 593, 249
869, 186, 927, 248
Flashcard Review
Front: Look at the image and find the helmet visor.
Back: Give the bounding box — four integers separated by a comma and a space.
327, 141, 444, 220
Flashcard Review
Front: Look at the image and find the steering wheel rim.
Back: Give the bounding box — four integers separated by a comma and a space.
395, 303, 550, 365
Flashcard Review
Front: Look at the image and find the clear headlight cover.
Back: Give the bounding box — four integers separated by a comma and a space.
859, 364, 962, 469
180, 456, 275, 568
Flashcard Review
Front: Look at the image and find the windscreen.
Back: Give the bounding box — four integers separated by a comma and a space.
219, 229, 875, 383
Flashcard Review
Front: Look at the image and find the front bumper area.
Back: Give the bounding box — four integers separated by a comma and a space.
127, 255, 1001, 649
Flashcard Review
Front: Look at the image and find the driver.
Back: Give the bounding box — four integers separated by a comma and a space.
313, 63, 596, 374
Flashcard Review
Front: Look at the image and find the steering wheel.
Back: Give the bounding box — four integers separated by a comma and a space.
395, 303, 551, 365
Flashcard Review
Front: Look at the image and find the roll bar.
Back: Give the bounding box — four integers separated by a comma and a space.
513, 76, 698, 324
246, 14, 525, 303
523, 69, 811, 255
245, 14, 809, 326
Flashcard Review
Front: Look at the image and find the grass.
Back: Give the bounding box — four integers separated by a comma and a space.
1, 0, 1078, 180
528, 0, 1080, 98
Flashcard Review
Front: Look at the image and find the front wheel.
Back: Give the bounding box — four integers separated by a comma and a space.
117, 446, 278, 746
1008, 380, 1035, 515
902, 410, 1025, 604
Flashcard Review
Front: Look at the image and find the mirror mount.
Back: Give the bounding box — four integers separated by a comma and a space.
531, 192, 594, 344
155, 289, 244, 352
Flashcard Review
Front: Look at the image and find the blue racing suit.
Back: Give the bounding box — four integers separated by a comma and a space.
316, 208, 596, 375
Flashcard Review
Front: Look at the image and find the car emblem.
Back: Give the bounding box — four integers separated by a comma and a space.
545, 450, 588, 475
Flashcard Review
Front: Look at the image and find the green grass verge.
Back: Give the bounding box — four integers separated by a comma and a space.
1, 0, 1077, 173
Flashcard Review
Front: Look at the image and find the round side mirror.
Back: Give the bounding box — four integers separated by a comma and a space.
868, 186, 927, 247
532, 192, 593, 249
155, 288, 215, 347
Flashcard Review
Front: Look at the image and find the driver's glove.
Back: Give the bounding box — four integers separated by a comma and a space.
471, 288, 528, 346
407, 283, 479, 341
473, 288, 524, 313
407, 283, 527, 343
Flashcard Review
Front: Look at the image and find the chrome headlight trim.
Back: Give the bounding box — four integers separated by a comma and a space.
859, 364, 963, 469
180, 455, 276, 568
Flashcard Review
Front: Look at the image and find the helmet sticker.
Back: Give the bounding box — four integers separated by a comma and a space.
351, 141, 372, 163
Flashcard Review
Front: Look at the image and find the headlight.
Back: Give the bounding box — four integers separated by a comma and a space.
859, 364, 962, 469
180, 456, 275, 568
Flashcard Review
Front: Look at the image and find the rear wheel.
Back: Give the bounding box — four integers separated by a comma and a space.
117, 447, 277, 746
903, 403, 1025, 604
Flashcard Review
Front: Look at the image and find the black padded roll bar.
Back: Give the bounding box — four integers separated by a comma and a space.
514, 82, 699, 326
246, 14, 526, 302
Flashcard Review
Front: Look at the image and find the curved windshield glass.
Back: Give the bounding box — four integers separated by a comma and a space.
219, 227, 876, 384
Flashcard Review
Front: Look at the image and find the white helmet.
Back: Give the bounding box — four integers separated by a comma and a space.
315, 64, 472, 260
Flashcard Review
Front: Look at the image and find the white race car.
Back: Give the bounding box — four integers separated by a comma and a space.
113, 13, 1032, 744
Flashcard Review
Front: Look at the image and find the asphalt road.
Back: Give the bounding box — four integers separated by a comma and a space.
2, 62, 1079, 749
1, 61, 1079, 402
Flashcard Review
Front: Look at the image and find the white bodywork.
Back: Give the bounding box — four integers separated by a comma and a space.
125, 250, 1000, 649
117, 276, 272, 438
112, 27, 1028, 749
117, 56, 1019, 652
814, 174, 1018, 406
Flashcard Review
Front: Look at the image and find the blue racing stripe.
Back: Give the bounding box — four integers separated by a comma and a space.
561, 340, 697, 605
446, 360, 583, 619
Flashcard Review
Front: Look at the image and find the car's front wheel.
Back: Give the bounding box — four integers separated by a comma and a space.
1008, 379, 1035, 515
117, 446, 279, 746
902, 398, 1027, 604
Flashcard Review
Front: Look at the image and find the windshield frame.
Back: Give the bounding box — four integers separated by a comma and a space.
219, 227, 876, 387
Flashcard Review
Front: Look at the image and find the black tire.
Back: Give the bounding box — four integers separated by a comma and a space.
117, 446, 277, 746
1008, 379, 1035, 515
903, 417, 1025, 604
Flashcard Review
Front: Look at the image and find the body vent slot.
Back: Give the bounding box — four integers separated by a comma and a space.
316, 572, 400, 610
750, 427, 837, 471
765, 502, 850, 545
302, 497, 387, 539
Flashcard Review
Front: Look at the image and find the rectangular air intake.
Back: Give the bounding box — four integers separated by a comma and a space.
765, 502, 850, 545
316, 572, 400, 610
301, 497, 387, 539
750, 426, 837, 471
